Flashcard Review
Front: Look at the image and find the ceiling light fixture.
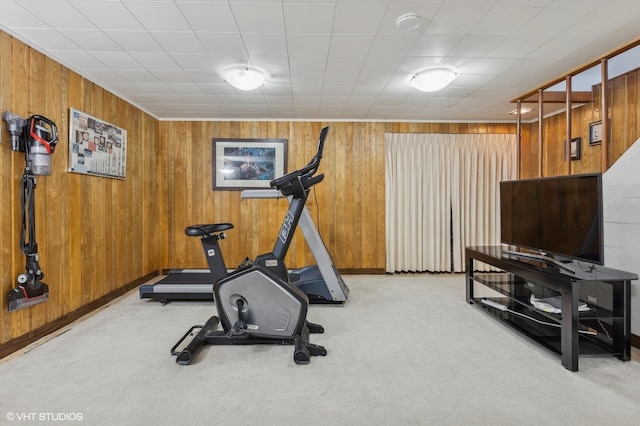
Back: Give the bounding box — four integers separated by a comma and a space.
508, 107, 534, 115
222, 66, 266, 91
410, 68, 457, 92
396, 13, 423, 32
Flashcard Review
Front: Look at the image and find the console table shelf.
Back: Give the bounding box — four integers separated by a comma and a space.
466, 246, 637, 371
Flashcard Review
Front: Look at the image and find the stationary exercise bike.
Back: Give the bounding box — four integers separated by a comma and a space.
172, 127, 330, 365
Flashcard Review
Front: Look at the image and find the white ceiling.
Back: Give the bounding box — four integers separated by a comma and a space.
1, 0, 640, 122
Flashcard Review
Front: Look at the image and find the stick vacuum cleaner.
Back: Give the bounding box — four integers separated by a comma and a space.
2, 111, 58, 312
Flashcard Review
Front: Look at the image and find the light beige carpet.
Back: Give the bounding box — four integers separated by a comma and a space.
1, 274, 639, 425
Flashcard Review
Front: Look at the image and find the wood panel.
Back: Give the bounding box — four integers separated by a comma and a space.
521, 67, 640, 176
0, 33, 161, 349
159, 121, 517, 272
0, 31, 13, 344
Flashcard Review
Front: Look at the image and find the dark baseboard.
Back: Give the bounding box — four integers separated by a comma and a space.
338, 268, 386, 275
632, 333, 640, 349
160, 267, 387, 275
0, 271, 160, 361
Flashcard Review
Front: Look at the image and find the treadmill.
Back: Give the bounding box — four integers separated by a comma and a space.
139, 189, 349, 304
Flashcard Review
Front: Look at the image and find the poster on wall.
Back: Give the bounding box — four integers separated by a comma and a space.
68, 108, 127, 179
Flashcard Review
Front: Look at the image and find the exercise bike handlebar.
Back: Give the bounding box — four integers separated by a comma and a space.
269, 126, 328, 191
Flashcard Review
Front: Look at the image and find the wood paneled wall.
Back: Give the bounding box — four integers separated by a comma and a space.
0, 32, 161, 349
520, 68, 640, 178
159, 121, 516, 273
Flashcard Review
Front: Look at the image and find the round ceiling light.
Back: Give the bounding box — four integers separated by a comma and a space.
410, 68, 458, 92
222, 66, 266, 91
396, 13, 423, 32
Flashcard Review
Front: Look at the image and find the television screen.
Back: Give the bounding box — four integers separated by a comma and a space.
500, 173, 603, 264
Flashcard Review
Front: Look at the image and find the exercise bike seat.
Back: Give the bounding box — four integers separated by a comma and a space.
185, 223, 234, 237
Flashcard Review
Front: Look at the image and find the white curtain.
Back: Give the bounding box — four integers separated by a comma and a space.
385, 133, 518, 273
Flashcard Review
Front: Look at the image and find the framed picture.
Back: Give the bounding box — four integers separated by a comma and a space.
69, 108, 127, 179
589, 120, 603, 145
212, 138, 287, 190
570, 137, 581, 160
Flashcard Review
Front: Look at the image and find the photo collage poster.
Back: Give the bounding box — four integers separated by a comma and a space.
69, 108, 127, 179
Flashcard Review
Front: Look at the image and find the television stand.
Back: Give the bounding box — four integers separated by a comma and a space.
466, 246, 637, 371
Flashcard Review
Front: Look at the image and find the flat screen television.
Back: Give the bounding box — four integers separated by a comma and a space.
500, 173, 603, 265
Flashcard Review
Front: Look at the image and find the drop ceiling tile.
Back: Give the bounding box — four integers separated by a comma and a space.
134, 52, 181, 70
333, 3, 387, 33
177, 2, 237, 32
231, 3, 285, 34
368, 33, 421, 57
150, 70, 194, 84
122, 1, 191, 32
18, 0, 97, 30
409, 34, 464, 57
68, 0, 145, 31
0, 0, 48, 28
124, 82, 168, 94
290, 73, 325, 86
451, 73, 496, 89
291, 85, 322, 96
326, 55, 366, 74
167, 82, 202, 96
289, 55, 327, 74
242, 33, 287, 56
515, 5, 587, 38
463, 58, 519, 76
323, 73, 359, 86
361, 56, 405, 77
105, 31, 164, 52
355, 72, 393, 86
246, 54, 290, 74
58, 29, 122, 51
187, 70, 228, 85
91, 51, 144, 70
470, 5, 543, 36
198, 33, 246, 55
283, 3, 335, 34
448, 35, 507, 58
487, 35, 548, 59
79, 69, 128, 83
346, 96, 378, 107
9, 28, 80, 51
286, 34, 330, 56
48, 50, 106, 69
427, 3, 494, 35
328, 34, 375, 56
150, 32, 205, 54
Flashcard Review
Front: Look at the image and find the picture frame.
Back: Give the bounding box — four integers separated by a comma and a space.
570, 137, 581, 160
69, 108, 127, 179
589, 120, 603, 145
212, 138, 287, 190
